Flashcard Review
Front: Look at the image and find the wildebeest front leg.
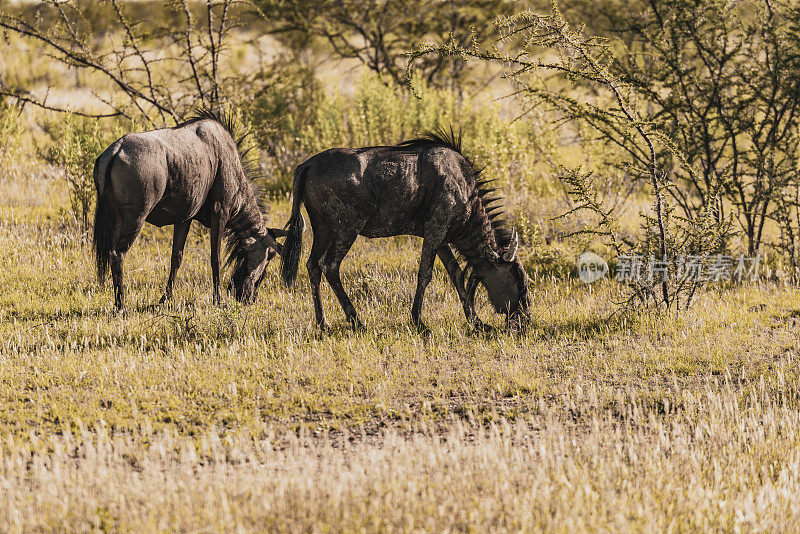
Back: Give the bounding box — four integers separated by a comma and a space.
161, 220, 191, 303
411, 240, 439, 333
436, 246, 490, 332
210, 213, 226, 305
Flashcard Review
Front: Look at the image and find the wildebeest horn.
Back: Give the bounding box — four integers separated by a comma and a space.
268, 227, 290, 238
259, 227, 283, 254
503, 229, 518, 261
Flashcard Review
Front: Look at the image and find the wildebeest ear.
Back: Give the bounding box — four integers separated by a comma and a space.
503, 229, 519, 262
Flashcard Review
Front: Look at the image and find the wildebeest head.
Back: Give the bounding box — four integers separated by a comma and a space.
228, 231, 275, 304
468, 229, 530, 329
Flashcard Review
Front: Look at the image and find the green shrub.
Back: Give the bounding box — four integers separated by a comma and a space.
246, 72, 559, 202
240, 58, 324, 193
56, 115, 121, 233
0, 101, 23, 183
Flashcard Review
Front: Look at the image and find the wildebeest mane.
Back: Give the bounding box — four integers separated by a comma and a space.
181, 107, 267, 272
181, 107, 264, 189
397, 127, 514, 251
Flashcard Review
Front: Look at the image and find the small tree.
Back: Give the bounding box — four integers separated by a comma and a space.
0, 0, 245, 125
256, 0, 514, 89
410, 4, 728, 309
602, 0, 800, 258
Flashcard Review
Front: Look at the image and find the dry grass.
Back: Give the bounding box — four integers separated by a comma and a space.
0, 170, 799, 531
2, 24, 800, 527
1, 388, 799, 531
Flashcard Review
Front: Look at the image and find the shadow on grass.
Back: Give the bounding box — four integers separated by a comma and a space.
7, 306, 102, 325
6, 297, 195, 326
527, 314, 624, 341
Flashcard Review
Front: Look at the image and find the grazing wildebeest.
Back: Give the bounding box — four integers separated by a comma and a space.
280, 130, 530, 332
93, 108, 283, 310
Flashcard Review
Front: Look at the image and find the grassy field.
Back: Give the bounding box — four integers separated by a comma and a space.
0, 174, 799, 531
1, 6, 799, 527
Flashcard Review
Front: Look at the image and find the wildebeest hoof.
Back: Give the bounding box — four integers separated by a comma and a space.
470, 320, 493, 335
507, 317, 528, 335
348, 318, 365, 331
413, 321, 431, 336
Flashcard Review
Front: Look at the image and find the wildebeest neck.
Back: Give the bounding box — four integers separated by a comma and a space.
225, 186, 266, 266
451, 197, 504, 271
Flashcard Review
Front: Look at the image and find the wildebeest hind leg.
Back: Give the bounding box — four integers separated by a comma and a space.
161, 220, 191, 304
306, 228, 331, 330
322, 233, 362, 329
110, 251, 125, 311
110, 217, 145, 312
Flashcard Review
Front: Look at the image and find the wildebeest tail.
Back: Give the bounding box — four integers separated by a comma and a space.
280, 166, 308, 287
93, 150, 118, 282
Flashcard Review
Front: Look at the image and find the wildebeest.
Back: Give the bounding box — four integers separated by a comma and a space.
93, 108, 283, 310
280, 130, 530, 331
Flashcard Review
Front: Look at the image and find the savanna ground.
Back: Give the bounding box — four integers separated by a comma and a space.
1, 171, 800, 531
2, 1, 800, 531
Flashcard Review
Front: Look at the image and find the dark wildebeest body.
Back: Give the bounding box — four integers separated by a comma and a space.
93, 109, 282, 310
281, 131, 530, 331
